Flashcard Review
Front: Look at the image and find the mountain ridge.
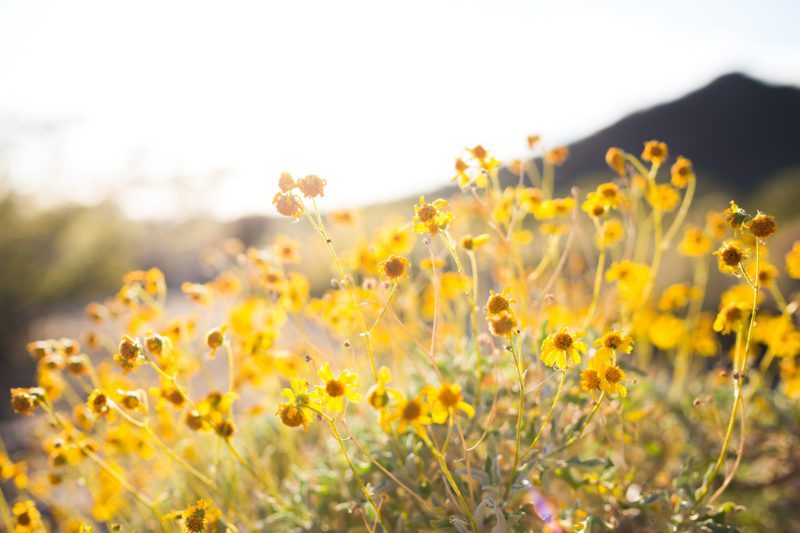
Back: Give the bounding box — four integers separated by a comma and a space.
530, 72, 800, 193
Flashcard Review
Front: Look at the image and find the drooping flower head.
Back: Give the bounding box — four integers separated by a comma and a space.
276, 378, 320, 430
714, 241, 748, 276
724, 200, 751, 235
605, 147, 626, 176
11, 387, 44, 416
273, 192, 304, 220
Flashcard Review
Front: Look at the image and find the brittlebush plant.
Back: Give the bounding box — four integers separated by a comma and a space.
2, 139, 800, 532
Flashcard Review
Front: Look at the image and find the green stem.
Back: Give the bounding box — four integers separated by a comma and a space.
524, 370, 567, 456
693, 241, 760, 508
327, 420, 390, 532
662, 176, 696, 248
503, 334, 526, 502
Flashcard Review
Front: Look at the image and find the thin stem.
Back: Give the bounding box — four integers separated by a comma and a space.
327, 420, 390, 532
693, 240, 760, 508
670, 254, 709, 396
223, 437, 288, 509
425, 239, 446, 382
224, 339, 236, 397
38, 400, 166, 531
661, 177, 696, 249
370, 282, 398, 332
467, 250, 484, 407
308, 198, 379, 381
339, 420, 429, 508
548, 392, 606, 458
583, 242, 607, 330
524, 370, 567, 456
503, 334, 526, 502
640, 160, 663, 305
421, 430, 478, 532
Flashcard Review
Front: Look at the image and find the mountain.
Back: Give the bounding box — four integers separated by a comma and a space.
510, 73, 800, 193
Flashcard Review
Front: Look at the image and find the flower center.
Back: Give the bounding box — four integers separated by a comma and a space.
721, 246, 743, 266
486, 295, 509, 315
368, 389, 389, 409
582, 370, 600, 389
280, 405, 305, 427
402, 400, 422, 421
604, 366, 622, 384
724, 306, 742, 322
603, 333, 622, 349
383, 258, 405, 278
417, 204, 436, 223
553, 332, 573, 350
325, 379, 345, 397
437, 386, 461, 408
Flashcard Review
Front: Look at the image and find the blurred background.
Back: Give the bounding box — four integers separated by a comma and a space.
2, 0, 800, 415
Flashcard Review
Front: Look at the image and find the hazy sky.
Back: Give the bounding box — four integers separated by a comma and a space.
1, 0, 799, 219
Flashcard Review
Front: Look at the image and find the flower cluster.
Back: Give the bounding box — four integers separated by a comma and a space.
3, 137, 799, 532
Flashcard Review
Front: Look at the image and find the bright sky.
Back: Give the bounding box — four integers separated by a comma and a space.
1, 0, 799, 220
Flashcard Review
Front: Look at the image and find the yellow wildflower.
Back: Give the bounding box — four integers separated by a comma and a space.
378, 255, 411, 282
787, 241, 800, 279
297, 174, 326, 198
713, 302, 746, 335
541, 328, 587, 369
427, 382, 475, 423
583, 354, 628, 397
113, 335, 145, 374
317, 363, 361, 414
272, 192, 304, 220
12, 500, 43, 533
641, 140, 668, 165
678, 227, 711, 256
670, 156, 695, 188
714, 241, 747, 276
276, 378, 320, 430
10, 388, 44, 417
748, 212, 777, 239
605, 261, 651, 302
593, 330, 633, 359
544, 146, 569, 165
658, 284, 700, 311
390, 393, 433, 435
459, 233, 489, 251
646, 184, 681, 212
724, 200, 750, 235
605, 147, 626, 175
649, 314, 685, 350
413, 196, 454, 236
597, 218, 625, 248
